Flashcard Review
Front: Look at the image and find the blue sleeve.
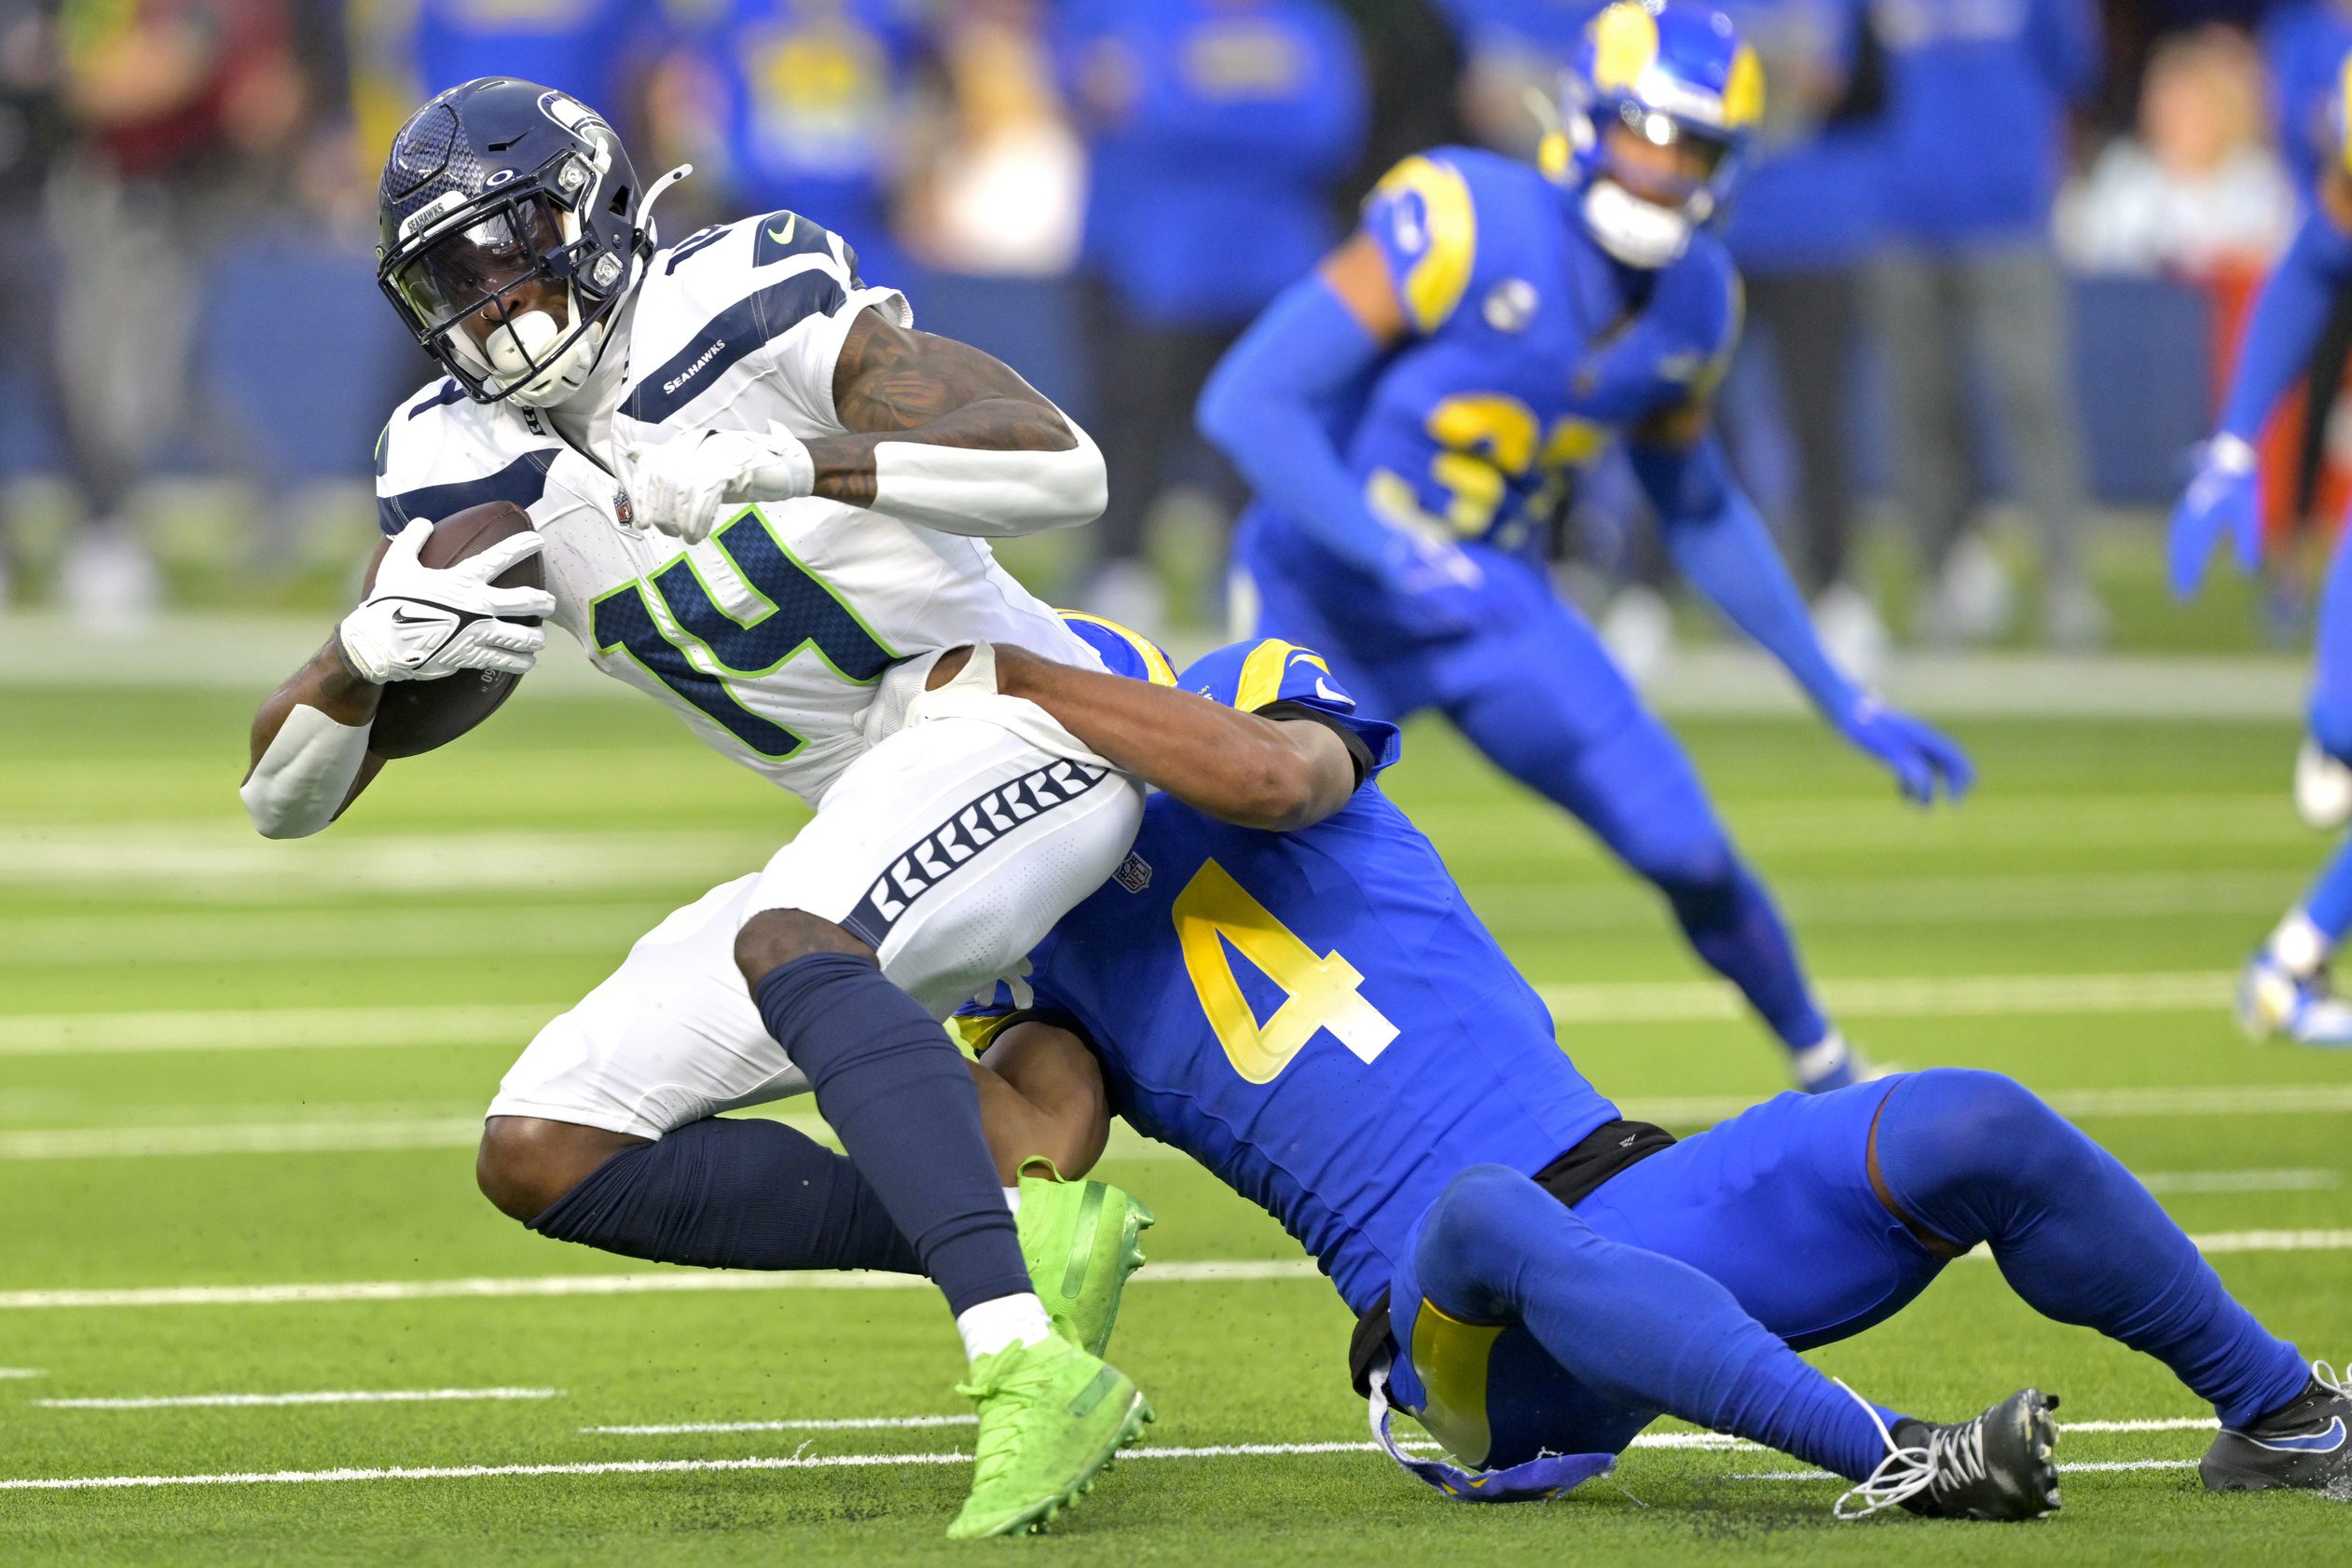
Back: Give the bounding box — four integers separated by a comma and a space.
1631, 435, 1859, 716
2218, 204, 2352, 442
1197, 275, 1397, 577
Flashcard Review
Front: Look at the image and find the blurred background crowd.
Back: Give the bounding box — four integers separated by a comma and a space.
0, 0, 2344, 675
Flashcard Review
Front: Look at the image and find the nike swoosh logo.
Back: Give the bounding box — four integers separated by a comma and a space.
1313, 677, 1354, 707
2248, 1416, 2347, 1453
389, 608, 442, 626
766, 215, 795, 245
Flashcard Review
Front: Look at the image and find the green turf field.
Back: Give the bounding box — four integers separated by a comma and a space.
3, 679, 2349, 1565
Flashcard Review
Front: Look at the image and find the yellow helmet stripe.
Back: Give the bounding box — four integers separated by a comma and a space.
1234, 639, 1332, 714
1057, 611, 1177, 687
1589, 1, 1661, 94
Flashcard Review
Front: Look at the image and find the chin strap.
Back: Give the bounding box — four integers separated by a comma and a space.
1581, 179, 1694, 269
1364, 1362, 1616, 1503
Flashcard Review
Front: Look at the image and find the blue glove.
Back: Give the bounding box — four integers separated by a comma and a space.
1834, 696, 1974, 805
2168, 434, 2262, 598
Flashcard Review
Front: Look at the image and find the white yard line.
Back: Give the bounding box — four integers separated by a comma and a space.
0, 1259, 1319, 1311
1619, 1082, 2352, 1126
585, 1414, 979, 1436
1537, 970, 2235, 1025
2137, 1169, 2339, 1194
0, 1440, 2220, 1495
1471, 871, 2301, 931
1732, 1459, 2198, 1482
0, 1119, 488, 1160
35, 1388, 561, 1410
0, 1369, 45, 1380
1, 1230, 2343, 1313
0, 1005, 557, 1057
0, 970, 2252, 1062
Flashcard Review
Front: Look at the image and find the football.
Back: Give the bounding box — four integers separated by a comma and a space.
364, 501, 544, 758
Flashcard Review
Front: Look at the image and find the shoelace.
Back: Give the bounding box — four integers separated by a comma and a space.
1828, 1380, 1992, 1520
2312, 1359, 2348, 1398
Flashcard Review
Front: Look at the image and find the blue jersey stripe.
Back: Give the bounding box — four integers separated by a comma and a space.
377, 450, 557, 536
622, 269, 848, 427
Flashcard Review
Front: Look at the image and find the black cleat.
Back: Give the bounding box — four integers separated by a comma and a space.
1836, 1388, 2062, 1521
2200, 1364, 2352, 1497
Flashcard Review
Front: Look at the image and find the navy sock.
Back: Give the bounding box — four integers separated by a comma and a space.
752, 950, 1031, 1318
1664, 860, 1831, 1052
1874, 1068, 2311, 1429
528, 1116, 920, 1274
1413, 1164, 1891, 1480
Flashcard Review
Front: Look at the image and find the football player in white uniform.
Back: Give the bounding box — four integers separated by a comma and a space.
238, 78, 1150, 1538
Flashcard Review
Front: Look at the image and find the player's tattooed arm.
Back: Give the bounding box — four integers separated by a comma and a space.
813, 309, 1076, 502
985, 645, 1360, 832
799, 309, 1107, 534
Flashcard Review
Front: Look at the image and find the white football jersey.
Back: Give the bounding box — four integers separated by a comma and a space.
373, 210, 1102, 805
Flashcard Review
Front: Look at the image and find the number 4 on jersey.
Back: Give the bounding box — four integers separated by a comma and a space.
1173, 859, 1399, 1083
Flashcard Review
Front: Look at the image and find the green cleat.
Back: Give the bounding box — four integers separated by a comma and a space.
1014, 1162, 1153, 1357
946, 1335, 1151, 1539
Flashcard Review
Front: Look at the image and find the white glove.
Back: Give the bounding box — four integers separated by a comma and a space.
623, 428, 815, 543
337, 517, 557, 683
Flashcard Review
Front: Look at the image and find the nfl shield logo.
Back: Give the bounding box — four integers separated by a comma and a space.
1113, 853, 1152, 893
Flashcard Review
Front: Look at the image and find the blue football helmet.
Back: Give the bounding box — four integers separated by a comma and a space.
378, 77, 680, 406
1550, 0, 1763, 268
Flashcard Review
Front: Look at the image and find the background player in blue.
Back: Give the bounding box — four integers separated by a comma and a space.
958, 617, 2351, 1518
2173, 51, 2352, 1046
1194, 0, 1972, 1093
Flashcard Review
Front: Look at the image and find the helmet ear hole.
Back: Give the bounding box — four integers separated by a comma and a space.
607, 185, 631, 216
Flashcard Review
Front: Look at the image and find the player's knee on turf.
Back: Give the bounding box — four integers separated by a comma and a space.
475, 1116, 646, 1222
733, 907, 875, 988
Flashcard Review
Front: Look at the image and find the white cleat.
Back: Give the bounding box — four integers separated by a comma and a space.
2236, 952, 2352, 1046
2295, 740, 2352, 832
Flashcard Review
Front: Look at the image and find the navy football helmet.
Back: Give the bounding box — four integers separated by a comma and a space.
378, 78, 675, 406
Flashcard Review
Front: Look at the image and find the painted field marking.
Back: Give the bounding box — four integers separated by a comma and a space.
34, 1388, 562, 1411
0, 970, 2257, 1062
585, 1414, 979, 1436
0, 1439, 2221, 1495
0, 1005, 557, 1058
0, 1119, 488, 1160
0, 1230, 2343, 1314
1732, 1459, 2198, 1483
0, 1259, 1318, 1311
2137, 1169, 2339, 1194
0, 1369, 45, 1380
1620, 1083, 2352, 1126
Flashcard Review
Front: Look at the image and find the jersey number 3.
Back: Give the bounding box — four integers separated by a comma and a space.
1173, 859, 1398, 1084
590, 507, 895, 758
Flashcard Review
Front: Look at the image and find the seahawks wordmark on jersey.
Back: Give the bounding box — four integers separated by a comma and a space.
373, 211, 1101, 805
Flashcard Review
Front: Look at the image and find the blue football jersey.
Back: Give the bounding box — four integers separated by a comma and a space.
966, 626, 1619, 1314
1270, 145, 1742, 563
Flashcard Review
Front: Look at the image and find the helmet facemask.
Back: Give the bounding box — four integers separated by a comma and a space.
1574, 100, 1737, 268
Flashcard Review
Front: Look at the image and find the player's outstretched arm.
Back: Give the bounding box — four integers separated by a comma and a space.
984, 644, 1360, 831
1633, 421, 1973, 805
626, 309, 1107, 542
2171, 168, 2352, 596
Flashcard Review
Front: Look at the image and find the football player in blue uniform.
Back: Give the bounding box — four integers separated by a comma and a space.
951, 616, 2348, 1517
1195, 0, 1973, 1093
2173, 50, 2352, 1046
